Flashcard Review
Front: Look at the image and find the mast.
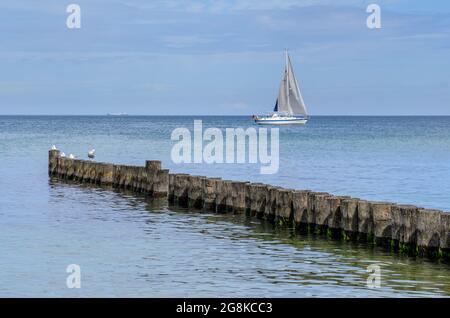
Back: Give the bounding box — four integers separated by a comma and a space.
285, 49, 291, 115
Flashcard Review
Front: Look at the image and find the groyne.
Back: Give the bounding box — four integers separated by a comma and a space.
48, 150, 450, 260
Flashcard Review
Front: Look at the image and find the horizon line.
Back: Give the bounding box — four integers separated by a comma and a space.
1, 114, 450, 117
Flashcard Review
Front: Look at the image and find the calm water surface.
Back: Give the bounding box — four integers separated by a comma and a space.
0, 116, 449, 297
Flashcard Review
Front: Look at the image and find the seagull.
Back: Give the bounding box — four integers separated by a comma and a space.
88, 149, 96, 160
51, 145, 57, 150
68, 154, 75, 159
60, 152, 66, 158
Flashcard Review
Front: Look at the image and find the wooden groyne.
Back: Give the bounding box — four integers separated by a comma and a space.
48, 150, 450, 260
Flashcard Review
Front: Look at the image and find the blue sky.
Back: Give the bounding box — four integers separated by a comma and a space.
0, 0, 449, 115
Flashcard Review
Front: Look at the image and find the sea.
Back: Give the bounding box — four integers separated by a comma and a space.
0, 115, 449, 297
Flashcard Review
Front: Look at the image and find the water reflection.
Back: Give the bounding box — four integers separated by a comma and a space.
33, 181, 450, 296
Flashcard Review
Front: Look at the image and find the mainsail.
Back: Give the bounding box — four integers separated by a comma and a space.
274, 51, 308, 116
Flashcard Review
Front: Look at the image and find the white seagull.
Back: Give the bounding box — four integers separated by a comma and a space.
60, 152, 66, 158
51, 145, 57, 150
88, 149, 96, 160
68, 154, 75, 159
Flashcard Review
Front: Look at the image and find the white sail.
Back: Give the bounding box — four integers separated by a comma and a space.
275, 68, 289, 114
287, 55, 308, 116
275, 51, 308, 116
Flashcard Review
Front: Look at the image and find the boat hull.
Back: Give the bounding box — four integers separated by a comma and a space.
254, 117, 308, 125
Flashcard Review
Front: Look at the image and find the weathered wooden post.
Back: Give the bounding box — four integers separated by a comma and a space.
214, 179, 228, 213
357, 200, 373, 240
275, 189, 294, 223
174, 173, 190, 206
341, 198, 359, 238
202, 177, 220, 211
188, 175, 206, 209
292, 190, 310, 228
231, 181, 248, 213
154, 169, 169, 198
391, 205, 419, 250
264, 186, 280, 222
168, 173, 176, 203
48, 149, 60, 176
309, 192, 330, 230
145, 160, 161, 171
327, 196, 348, 236
440, 213, 450, 259
371, 202, 394, 244
248, 183, 267, 217
100, 163, 114, 186
144, 160, 168, 197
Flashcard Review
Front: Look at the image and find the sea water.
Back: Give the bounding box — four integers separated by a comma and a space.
0, 115, 449, 297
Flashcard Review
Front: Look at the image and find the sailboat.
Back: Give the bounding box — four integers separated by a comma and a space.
254, 50, 308, 125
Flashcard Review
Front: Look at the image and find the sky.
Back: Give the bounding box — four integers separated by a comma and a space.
0, 0, 449, 115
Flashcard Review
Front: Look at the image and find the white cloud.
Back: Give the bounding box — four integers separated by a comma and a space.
161, 35, 217, 48
117, 0, 366, 13
132, 18, 186, 25
256, 15, 296, 30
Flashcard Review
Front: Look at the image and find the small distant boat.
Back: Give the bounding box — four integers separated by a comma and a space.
107, 112, 128, 116
254, 50, 308, 125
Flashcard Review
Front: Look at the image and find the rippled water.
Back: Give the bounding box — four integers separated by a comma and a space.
0, 116, 449, 297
